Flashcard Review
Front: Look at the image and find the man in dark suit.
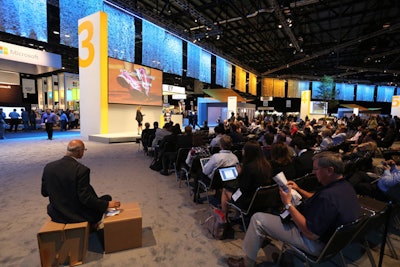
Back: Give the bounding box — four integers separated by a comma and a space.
41, 140, 120, 228
290, 137, 314, 178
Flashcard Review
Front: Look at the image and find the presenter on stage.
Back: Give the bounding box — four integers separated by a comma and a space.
136, 106, 144, 135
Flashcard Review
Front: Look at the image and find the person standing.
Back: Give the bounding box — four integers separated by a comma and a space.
8, 108, 20, 132
0, 108, 6, 139
41, 109, 57, 140
41, 139, 120, 228
136, 106, 144, 135
21, 109, 29, 132
29, 110, 37, 130
59, 110, 68, 131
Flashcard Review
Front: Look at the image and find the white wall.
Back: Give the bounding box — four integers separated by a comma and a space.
108, 104, 162, 133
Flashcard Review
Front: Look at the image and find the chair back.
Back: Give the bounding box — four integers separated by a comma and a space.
175, 148, 190, 170
315, 216, 367, 263
293, 173, 320, 192
244, 184, 281, 215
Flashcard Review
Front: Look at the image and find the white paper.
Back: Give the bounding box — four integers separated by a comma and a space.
272, 171, 302, 206
232, 188, 242, 202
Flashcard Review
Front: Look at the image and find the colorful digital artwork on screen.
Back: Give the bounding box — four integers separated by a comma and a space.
108, 57, 163, 106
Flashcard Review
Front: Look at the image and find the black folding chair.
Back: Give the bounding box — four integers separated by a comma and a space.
227, 184, 281, 231
278, 215, 368, 267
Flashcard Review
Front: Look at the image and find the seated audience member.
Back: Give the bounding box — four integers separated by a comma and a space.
159, 124, 182, 176
331, 125, 347, 145
151, 122, 172, 148
270, 142, 296, 180
177, 125, 193, 149
185, 133, 211, 171
261, 132, 274, 160
290, 137, 314, 178
227, 152, 360, 267
141, 122, 152, 152
221, 141, 272, 219
314, 129, 333, 152
200, 120, 209, 133
348, 159, 400, 201
377, 125, 396, 148
228, 123, 244, 144
303, 125, 317, 148
194, 135, 239, 202
41, 140, 120, 229
347, 125, 365, 144
210, 125, 224, 148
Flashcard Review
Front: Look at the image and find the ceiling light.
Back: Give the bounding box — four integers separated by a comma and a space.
64, 34, 70, 38
278, 24, 282, 28
53, 31, 59, 35
383, 22, 391, 29
216, 35, 220, 40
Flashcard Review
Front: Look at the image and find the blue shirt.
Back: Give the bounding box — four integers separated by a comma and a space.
301, 179, 360, 242
9, 111, 20, 119
378, 166, 400, 193
42, 113, 57, 124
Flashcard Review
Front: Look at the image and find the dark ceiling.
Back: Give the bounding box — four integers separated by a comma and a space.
1, 0, 399, 88
109, 0, 400, 86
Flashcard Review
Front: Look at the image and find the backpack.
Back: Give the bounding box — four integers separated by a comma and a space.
149, 157, 162, 171
203, 208, 227, 240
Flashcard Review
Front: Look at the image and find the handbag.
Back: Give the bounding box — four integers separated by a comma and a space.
203, 208, 227, 239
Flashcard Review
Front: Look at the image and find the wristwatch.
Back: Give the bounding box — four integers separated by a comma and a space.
285, 203, 293, 210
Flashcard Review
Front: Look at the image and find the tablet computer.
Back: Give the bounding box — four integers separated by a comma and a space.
218, 166, 238, 182
200, 157, 211, 170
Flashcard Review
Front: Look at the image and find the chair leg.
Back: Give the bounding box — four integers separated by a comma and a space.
363, 239, 377, 267
240, 214, 247, 232
386, 235, 399, 260
338, 251, 347, 267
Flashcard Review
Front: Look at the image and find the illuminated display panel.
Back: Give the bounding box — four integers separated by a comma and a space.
0, 0, 47, 42
108, 57, 163, 106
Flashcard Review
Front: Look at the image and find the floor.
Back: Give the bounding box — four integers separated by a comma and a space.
0, 129, 399, 267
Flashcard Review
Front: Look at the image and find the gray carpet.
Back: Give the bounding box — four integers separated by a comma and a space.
0, 134, 399, 267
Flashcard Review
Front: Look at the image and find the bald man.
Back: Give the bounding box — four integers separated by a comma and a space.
41, 140, 120, 229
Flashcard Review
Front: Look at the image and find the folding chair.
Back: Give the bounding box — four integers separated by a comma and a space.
174, 148, 190, 182
277, 215, 368, 267
350, 197, 390, 267
227, 184, 281, 232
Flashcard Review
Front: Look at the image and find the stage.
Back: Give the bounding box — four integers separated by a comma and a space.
88, 132, 141, 144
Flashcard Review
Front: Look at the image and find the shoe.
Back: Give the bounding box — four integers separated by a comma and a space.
227, 257, 245, 267
160, 170, 170, 176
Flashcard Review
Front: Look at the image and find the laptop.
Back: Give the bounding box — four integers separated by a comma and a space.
200, 157, 211, 170
218, 166, 238, 182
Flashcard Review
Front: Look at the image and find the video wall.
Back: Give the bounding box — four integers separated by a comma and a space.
108, 57, 163, 106
0, 0, 47, 42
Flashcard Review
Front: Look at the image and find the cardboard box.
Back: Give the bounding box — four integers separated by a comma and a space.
63, 222, 89, 266
37, 221, 65, 267
37, 220, 89, 267
103, 208, 142, 253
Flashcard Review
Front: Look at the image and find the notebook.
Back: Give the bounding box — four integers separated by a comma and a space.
200, 157, 211, 170
218, 166, 238, 182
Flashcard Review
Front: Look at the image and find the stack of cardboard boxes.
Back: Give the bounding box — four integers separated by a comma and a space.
37, 202, 142, 266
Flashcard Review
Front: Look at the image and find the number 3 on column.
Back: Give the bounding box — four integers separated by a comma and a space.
78, 20, 95, 68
